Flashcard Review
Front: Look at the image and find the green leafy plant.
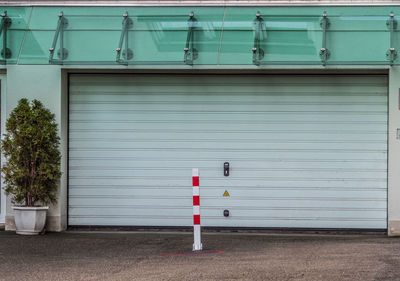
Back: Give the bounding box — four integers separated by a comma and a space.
1, 99, 61, 206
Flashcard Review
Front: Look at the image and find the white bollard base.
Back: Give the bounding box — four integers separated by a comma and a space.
193, 243, 203, 251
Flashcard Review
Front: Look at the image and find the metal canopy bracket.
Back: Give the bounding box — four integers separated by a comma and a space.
319, 12, 330, 66
184, 12, 198, 65
116, 12, 133, 65
252, 11, 265, 66
0, 11, 12, 62
386, 12, 397, 65
49, 12, 68, 64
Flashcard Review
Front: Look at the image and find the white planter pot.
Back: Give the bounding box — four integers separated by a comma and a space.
12, 206, 49, 235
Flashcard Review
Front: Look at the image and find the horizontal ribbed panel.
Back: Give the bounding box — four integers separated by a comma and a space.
68, 74, 388, 229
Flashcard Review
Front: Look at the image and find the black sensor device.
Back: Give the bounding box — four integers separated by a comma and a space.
224, 162, 229, 176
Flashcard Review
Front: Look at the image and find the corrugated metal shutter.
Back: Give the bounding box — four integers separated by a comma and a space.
69, 74, 387, 229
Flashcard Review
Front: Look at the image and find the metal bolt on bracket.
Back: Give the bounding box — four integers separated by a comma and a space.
387, 12, 397, 29
386, 48, 397, 63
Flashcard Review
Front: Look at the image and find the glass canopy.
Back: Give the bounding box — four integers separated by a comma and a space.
0, 6, 399, 65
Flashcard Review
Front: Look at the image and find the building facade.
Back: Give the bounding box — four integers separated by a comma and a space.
0, 0, 400, 235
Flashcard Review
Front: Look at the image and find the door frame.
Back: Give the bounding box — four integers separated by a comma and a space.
0, 73, 6, 224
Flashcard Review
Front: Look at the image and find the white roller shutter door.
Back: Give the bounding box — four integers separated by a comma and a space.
69, 74, 387, 229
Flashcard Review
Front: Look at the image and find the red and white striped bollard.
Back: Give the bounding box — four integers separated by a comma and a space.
192, 168, 202, 251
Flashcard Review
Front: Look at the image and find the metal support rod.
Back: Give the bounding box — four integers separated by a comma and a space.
252, 11, 265, 66
116, 12, 133, 64
0, 11, 12, 61
0, 14, 3, 36
386, 12, 398, 65
319, 12, 330, 66
184, 12, 198, 65
60, 13, 64, 61
49, 14, 62, 61
49, 12, 68, 63
125, 16, 128, 60
2, 13, 6, 60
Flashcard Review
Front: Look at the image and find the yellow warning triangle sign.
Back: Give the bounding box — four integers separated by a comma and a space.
223, 190, 230, 197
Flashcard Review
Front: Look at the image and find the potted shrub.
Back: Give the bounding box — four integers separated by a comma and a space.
1, 99, 61, 235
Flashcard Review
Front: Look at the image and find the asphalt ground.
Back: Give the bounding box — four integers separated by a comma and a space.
0, 231, 399, 281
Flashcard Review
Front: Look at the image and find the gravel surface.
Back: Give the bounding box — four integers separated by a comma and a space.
0, 231, 399, 281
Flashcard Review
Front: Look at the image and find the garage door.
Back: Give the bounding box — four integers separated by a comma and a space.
69, 74, 387, 229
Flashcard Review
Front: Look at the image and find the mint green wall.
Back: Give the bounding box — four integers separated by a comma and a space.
0, 64, 398, 233
4, 65, 67, 231
388, 66, 400, 236
0, 5, 400, 233
1, 6, 400, 66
